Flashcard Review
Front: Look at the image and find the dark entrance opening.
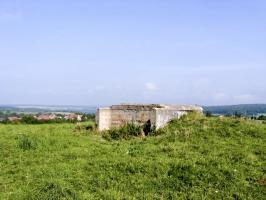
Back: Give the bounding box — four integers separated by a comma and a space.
143, 119, 151, 136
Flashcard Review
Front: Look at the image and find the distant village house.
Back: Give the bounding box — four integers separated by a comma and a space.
64, 113, 82, 121
36, 114, 57, 121
8, 116, 21, 122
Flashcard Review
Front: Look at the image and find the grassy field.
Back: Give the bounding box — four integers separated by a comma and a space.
0, 115, 265, 199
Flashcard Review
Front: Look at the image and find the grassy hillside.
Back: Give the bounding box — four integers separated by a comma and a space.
0, 115, 265, 199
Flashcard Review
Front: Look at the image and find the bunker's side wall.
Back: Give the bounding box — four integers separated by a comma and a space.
155, 109, 187, 129
96, 108, 111, 131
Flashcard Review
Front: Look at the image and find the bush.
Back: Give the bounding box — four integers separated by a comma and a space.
234, 111, 242, 118
257, 115, 266, 120
205, 111, 212, 117
74, 122, 96, 132
102, 123, 142, 140
82, 113, 95, 122
84, 123, 95, 130
21, 115, 39, 124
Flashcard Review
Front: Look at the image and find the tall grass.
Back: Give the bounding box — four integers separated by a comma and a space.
17, 134, 37, 150
102, 123, 142, 140
0, 117, 265, 199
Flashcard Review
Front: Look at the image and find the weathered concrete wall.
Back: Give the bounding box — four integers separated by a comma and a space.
96, 107, 111, 131
155, 109, 187, 129
110, 105, 157, 127
111, 109, 156, 127
96, 104, 203, 131
154, 105, 203, 129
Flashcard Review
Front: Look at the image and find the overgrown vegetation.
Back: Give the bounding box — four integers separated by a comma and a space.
0, 114, 265, 199
102, 123, 142, 140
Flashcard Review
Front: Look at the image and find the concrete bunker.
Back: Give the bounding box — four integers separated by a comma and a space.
96, 104, 203, 131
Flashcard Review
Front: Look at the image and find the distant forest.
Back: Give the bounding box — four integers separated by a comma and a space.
203, 104, 266, 116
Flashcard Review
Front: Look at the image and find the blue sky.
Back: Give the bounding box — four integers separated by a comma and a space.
0, 0, 265, 106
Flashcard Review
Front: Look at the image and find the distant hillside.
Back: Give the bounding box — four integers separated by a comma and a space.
1, 104, 266, 116
203, 104, 266, 116
0, 105, 97, 114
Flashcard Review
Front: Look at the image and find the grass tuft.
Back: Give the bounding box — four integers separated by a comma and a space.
17, 134, 37, 151
25, 182, 79, 200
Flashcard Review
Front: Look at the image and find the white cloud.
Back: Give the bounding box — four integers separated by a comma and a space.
145, 82, 158, 91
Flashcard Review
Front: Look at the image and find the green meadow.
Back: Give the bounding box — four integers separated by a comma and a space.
0, 115, 265, 199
